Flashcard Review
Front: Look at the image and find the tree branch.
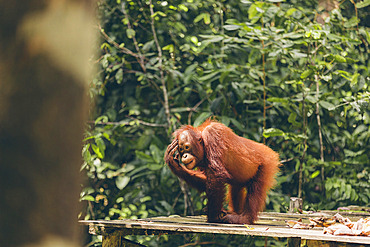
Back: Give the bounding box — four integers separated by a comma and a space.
299, 86, 308, 199
188, 98, 206, 125
89, 118, 167, 128
149, 0, 172, 130
98, 24, 139, 58
315, 74, 325, 196
120, 3, 146, 72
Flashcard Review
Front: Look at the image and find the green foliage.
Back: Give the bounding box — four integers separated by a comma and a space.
81, 0, 369, 245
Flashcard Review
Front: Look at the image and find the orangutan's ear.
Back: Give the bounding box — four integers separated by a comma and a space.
198, 138, 203, 145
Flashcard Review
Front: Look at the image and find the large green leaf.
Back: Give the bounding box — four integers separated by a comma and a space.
193, 112, 213, 127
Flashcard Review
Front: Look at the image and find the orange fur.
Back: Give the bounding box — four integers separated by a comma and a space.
165, 120, 280, 224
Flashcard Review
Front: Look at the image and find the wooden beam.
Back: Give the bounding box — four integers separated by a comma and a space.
80, 213, 370, 245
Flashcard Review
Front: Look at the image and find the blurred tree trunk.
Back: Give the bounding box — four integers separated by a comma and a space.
0, 1, 95, 246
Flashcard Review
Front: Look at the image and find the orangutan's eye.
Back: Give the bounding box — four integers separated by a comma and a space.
184, 144, 190, 151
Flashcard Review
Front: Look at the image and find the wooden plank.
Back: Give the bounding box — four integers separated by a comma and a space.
80, 213, 370, 245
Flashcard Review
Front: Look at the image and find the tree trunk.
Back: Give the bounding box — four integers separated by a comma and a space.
0, 1, 96, 246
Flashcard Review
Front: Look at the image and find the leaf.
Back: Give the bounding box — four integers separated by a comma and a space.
190, 36, 198, 44
220, 116, 231, 126
96, 137, 106, 152
306, 95, 317, 104
126, 28, 135, 39
229, 118, 245, 132
194, 13, 210, 24
300, 69, 312, 79
202, 35, 224, 43
327, 33, 341, 41
82, 144, 92, 161
290, 50, 307, 59
282, 32, 303, 39
248, 2, 264, 22
344, 149, 365, 157
220, 71, 230, 83
198, 71, 220, 81
353, 124, 367, 137
136, 135, 152, 150
335, 70, 352, 80
312, 31, 321, 40
311, 170, 320, 179
350, 189, 357, 201
116, 176, 130, 190
81, 195, 95, 202
344, 16, 360, 28
263, 128, 285, 138
101, 54, 110, 69
224, 25, 242, 31
135, 150, 154, 162
193, 112, 212, 127
147, 163, 162, 171
115, 68, 123, 84
334, 54, 346, 63
159, 201, 173, 213
162, 44, 174, 53
210, 97, 223, 112
269, 49, 282, 57
319, 101, 335, 110
150, 144, 162, 164
151, 11, 166, 18
267, 97, 289, 103
203, 13, 211, 24
140, 196, 152, 203
173, 22, 187, 32
288, 112, 301, 127
356, 0, 370, 8
321, 74, 332, 82
194, 13, 204, 23
350, 73, 359, 86
92, 144, 103, 159
286, 8, 297, 16
142, 40, 155, 51
157, 11, 167, 17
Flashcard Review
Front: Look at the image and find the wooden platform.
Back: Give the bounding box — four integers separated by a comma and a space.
80, 212, 370, 246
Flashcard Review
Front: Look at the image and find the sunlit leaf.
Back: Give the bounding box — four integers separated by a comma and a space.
92, 144, 103, 159
224, 25, 242, 31
356, 0, 370, 8
81, 195, 95, 202
300, 69, 312, 79
311, 171, 320, 179
203, 13, 211, 24
263, 128, 285, 138
116, 176, 130, 190
334, 54, 346, 63
286, 8, 296, 16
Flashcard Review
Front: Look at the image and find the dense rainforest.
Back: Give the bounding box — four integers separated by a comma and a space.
80, 0, 370, 245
